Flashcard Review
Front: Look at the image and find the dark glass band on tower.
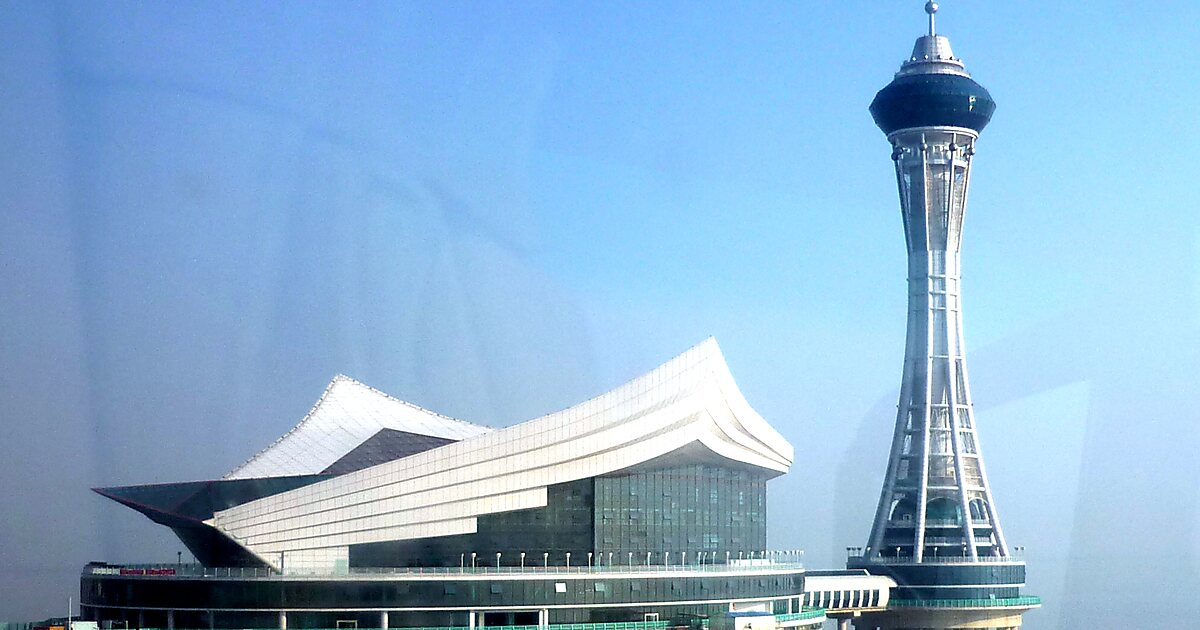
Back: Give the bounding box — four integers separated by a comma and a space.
870, 73, 995, 135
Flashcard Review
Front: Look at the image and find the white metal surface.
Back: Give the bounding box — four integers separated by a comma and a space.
803, 573, 895, 611
898, 3, 968, 78
210, 338, 793, 572
225, 375, 493, 480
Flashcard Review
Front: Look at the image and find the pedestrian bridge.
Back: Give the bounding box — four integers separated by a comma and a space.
800, 571, 896, 629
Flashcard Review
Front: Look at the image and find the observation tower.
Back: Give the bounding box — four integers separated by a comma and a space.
845, 4, 1040, 629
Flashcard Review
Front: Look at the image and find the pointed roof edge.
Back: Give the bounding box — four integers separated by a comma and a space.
329, 373, 494, 431
208, 339, 794, 565
224, 337, 788, 481
508, 336, 790, 466
223, 374, 492, 480
522, 336, 723, 424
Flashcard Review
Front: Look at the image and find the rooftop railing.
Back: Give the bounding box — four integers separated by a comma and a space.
920, 536, 996, 545
87, 560, 807, 579
774, 609, 827, 622
886, 518, 992, 528
105, 614, 831, 630
546, 622, 670, 630
87, 624, 670, 630
844, 552, 1025, 565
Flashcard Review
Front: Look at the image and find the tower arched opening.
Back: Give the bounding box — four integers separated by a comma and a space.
925, 497, 962, 524
888, 498, 917, 522
969, 498, 990, 522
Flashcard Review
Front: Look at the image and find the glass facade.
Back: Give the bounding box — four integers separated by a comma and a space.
80, 570, 805, 628
350, 479, 595, 568
84, 465, 791, 628
594, 465, 767, 560
869, 73, 996, 135
350, 465, 768, 569
855, 562, 1026, 602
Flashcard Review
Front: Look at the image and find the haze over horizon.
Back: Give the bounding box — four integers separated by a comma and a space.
2, 2, 1198, 629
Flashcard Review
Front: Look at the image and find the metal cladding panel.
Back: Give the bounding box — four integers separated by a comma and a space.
209, 338, 794, 571
94, 476, 332, 567
95, 475, 332, 524
225, 375, 492, 480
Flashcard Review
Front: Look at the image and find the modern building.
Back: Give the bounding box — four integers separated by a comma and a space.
82, 339, 828, 629
846, 4, 1039, 629
80, 7, 1043, 630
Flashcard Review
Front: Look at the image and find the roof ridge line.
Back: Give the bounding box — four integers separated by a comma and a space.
224, 374, 493, 479
226, 340, 723, 480
513, 336, 724, 428
222, 376, 346, 479
331, 373, 492, 432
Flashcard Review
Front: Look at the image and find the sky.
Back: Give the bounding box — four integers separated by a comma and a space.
1, 1, 1198, 628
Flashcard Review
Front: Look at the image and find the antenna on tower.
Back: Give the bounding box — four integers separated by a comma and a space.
926, 1, 938, 36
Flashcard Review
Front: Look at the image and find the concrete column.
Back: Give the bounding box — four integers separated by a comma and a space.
837, 619, 850, 630
538, 609, 548, 628
468, 611, 476, 630
787, 597, 793, 614
208, 611, 215, 630
166, 611, 174, 630
380, 611, 388, 629
279, 610, 288, 630
137, 610, 144, 629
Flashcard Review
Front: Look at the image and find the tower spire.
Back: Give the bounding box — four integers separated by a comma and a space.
927, 1, 937, 36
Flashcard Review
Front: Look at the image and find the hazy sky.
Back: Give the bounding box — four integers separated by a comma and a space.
2, 2, 1198, 628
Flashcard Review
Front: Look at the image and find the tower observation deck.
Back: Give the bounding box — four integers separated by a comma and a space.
845, 4, 1039, 629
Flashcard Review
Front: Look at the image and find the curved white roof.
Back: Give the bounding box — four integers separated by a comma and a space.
225, 375, 492, 480
211, 338, 794, 572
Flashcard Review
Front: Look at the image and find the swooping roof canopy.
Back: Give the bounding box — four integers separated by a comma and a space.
208, 338, 794, 572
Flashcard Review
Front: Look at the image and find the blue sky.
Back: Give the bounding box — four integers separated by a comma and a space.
1, 2, 1198, 628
